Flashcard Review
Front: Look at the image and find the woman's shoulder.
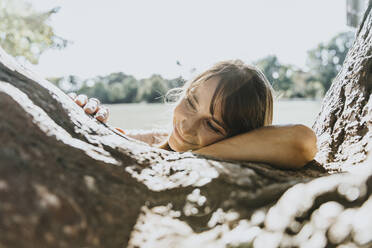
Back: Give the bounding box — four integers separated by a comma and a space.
124, 128, 169, 146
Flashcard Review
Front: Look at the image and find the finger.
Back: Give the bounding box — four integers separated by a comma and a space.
89, 98, 100, 105
84, 98, 100, 115
67, 92, 77, 100
75, 94, 88, 107
94, 106, 109, 123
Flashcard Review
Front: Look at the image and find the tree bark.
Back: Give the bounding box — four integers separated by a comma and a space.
0, 5, 371, 248
313, 3, 372, 172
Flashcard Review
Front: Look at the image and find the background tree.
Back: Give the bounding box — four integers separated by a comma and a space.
121, 76, 140, 103
255, 55, 307, 98
306, 31, 355, 91
62, 72, 185, 104
0, 0, 67, 64
137, 74, 168, 103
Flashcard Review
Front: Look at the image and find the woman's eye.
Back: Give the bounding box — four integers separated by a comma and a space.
186, 96, 195, 110
207, 121, 221, 134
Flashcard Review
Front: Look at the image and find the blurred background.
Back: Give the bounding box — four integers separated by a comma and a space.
0, 0, 368, 130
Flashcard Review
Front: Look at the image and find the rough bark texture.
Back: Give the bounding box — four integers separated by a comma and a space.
313, 3, 372, 173
0, 5, 371, 248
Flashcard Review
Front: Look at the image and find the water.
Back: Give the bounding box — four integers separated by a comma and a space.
272, 100, 322, 127
106, 103, 172, 130
106, 100, 322, 130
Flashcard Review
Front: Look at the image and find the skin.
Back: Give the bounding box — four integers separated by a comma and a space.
71, 77, 318, 169
168, 77, 228, 152
193, 124, 318, 169
168, 77, 317, 169
71, 93, 109, 123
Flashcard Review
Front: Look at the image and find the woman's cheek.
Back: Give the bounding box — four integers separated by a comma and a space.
199, 129, 224, 147
172, 101, 185, 124
168, 135, 178, 151
198, 129, 211, 147
168, 136, 192, 152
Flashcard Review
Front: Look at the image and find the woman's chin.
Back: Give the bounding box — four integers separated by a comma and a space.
168, 134, 190, 152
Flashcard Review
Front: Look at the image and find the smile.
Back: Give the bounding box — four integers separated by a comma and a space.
174, 126, 195, 146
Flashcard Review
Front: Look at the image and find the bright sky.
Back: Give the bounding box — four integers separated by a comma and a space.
28, 0, 350, 80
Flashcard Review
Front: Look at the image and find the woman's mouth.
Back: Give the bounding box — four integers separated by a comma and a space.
174, 126, 195, 146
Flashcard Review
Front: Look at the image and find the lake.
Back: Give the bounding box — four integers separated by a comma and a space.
106, 100, 323, 130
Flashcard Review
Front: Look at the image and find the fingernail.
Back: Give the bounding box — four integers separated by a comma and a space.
95, 108, 108, 120
84, 106, 94, 113
85, 101, 96, 111
95, 114, 106, 122
76, 95, 87, 105
96, 111, 107, 119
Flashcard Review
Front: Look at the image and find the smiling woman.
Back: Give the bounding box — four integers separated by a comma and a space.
169, 78, 229, 151
167, 61, 273, 152
72, 59, 317, 169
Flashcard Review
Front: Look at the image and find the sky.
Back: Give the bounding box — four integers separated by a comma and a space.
28, 0, 350, 80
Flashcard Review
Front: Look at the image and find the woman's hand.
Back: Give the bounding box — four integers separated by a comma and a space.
68, 92, 109, 123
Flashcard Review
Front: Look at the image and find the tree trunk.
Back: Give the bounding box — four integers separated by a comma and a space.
0, 5, 371, 248
313, 3, 372, 173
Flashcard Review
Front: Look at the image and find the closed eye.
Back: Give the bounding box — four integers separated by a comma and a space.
186, 94, 223, 134
186, 95, 196, 110
206, 120, 221, 134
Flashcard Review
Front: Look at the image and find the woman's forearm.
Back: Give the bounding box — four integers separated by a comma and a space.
193, 124, 317, 169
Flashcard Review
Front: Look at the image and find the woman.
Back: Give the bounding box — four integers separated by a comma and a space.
70, 60, 317, 169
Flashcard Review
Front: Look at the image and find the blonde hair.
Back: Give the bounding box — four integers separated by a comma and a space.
166, 59, 273, 136
159, 59, 274, 150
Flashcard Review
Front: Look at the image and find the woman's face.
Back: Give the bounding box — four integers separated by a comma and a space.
168, 77, 228, 152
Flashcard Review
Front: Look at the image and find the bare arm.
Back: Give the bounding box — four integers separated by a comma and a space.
193, 124, 317, 169
67, 93, 169, 147
124, 129, 169, 146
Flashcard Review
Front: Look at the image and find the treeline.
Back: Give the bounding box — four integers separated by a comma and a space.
0, 1, 355, 103
49, 73, 185, 104
49, 31, 355, 103
255, 31, 354, 99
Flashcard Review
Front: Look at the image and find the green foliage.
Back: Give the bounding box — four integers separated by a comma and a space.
306, 31, 355, 91
255, 32, 354, 99
137, 75, 168, 103
0, 0, 67, 64
255, 55, 293, 93
49, 72, 185, 104
121, 76, 139, 103
255, 55, 328, 99
255, 56, 305, 98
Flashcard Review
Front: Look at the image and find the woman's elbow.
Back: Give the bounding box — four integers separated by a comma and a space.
293, 125, 318, 168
